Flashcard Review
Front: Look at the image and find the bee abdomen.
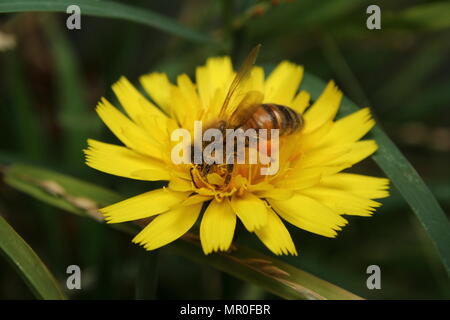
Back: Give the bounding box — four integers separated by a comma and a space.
244, 103, 303, 135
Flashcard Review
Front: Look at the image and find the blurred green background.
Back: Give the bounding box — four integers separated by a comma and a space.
0, 0, 449, 299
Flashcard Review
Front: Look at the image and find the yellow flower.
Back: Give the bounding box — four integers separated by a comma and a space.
84, 56, 389, 256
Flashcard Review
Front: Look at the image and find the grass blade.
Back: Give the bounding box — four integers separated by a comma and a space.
42, 15, 92, 171
3, 163, 362, 300
301, 72, 450, 278
0, 0, 215, 44
5, 52, 47, 162
3, 164, 122, 220
169, 234, 362, 300
394, 2, 450, 30
0, 215, 66, 299
377, 34, 450, 110
135, 250, 159, 300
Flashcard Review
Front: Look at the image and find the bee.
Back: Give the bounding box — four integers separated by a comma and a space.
191, 45, 304, 186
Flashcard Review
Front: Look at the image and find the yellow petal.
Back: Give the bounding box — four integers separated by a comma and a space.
328, 140, 378, 166
275, 167, 324, 190
119, 122, 166, 160
249, 66, 265, 93
195, 66, 212, 110
101, 188, 188, 223
95, 98, 163, 159
264, 61, 304, 106
301, 186, 383, 216
84, 139, 170, 181
291, 90, 310, 114
132, 203, 201, 250
112, 76, 165, 123
230, 193, 268, 232
177, 74, 201, 108
196, 56, 234, 108
132, 113, 175, 162
200, 199, 236, 254
130, 169, 171, 181
139, 72, 173, 113
255, 187, 294, 200
182, 194, 212, 206
299, 121, 333, 151
207, 173, 225, 185
171, 74, 202, 128
270, 193, 348, 238
320, 173, 389, 199
248, 181, 294, 200
303, 81, 342, 134
323, 108, 375, 145
298, 143, 352, 169
169, 176, 193, 192
255, 209, 297, 256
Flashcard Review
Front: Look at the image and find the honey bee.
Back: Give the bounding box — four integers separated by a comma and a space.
191, 45, 304, 185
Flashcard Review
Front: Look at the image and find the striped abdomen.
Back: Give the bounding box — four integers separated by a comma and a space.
240, 103, 303, 136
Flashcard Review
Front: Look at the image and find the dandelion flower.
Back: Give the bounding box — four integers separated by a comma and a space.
84, 53, 389, 255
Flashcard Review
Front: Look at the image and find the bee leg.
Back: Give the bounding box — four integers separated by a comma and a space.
190, 144, 196, 164
201, 164, 212, 177
190, 166, 200, 189
225, 163, 234, 185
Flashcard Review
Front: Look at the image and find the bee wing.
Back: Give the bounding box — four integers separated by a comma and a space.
228, 90, 264, 127
218, 44, 261, 120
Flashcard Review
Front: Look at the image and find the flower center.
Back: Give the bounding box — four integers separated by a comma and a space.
190, 161, 274, 201
190, 164, 233, 191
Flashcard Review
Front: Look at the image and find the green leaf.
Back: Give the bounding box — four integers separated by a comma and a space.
394, 2, 450, 30
301, 72, 450, 278
0, 0, 215, 44
3, 163, 362, 300
0, 215, 66, 299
